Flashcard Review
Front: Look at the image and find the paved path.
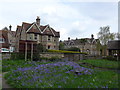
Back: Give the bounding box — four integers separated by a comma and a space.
2, 72, 11, 88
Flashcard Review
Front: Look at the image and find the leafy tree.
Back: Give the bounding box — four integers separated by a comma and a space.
97, 26, 115, 56
115, 32, 120, 40
59, 41, 65, 50
98, 26, 115, 45
33, 43, 46, 61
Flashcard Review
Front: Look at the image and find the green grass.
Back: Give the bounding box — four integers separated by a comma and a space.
2, 60, 52, 72
3, 59, 119, 88
4, 69, 119, 88
79, 59, 120, 69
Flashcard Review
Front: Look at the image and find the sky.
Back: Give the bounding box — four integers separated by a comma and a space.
0, 0, 118, 41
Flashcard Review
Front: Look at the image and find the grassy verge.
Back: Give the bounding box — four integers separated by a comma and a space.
3, 60, 119, 88
79, 59, 120, 69
2, 60, 52, 72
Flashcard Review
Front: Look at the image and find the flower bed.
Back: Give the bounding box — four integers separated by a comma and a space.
4, 61, 93, 88
4, 60, 119, 88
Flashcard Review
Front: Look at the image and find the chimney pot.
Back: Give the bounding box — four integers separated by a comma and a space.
9, 25, 12, 31
36, 16, 40, 26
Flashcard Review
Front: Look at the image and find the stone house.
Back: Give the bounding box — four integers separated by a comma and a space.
62, 34, 100, 56
0, 26, 16, 52
15, 16, 60, 52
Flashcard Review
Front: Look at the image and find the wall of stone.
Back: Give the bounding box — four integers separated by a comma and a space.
1, 52, 86, 61
40, 53, 64, 58
40, 53, 85, 61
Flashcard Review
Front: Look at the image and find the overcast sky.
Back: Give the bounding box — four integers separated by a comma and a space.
0, 0, 118, 41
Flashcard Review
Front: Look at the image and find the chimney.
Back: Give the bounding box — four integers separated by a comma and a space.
68, 37, 70, 41
91, 34, 94, 39
9, 25, 12, 31
36, 16, 40, 26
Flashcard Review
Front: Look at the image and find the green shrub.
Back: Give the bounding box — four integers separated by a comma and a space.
47, 49, 87, 54
10, 52, 25, 60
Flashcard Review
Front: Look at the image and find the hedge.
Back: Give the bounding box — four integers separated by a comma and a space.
47, 49, 87, 54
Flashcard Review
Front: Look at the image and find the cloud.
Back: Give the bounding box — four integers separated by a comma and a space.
0, 1, 118, 41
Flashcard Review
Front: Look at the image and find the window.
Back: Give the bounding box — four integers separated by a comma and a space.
0, 38, 4, 43
48, 36, 51, 41
34, 34, 37, 39
48, 45, 50, 49
30, 37, 31, 39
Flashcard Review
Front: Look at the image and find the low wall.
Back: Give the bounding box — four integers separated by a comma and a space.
2, 52, 86, 61
40, 53, 64, 58
40, 53, 86, 61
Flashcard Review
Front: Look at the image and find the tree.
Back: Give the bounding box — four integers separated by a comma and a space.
59, 41, 65, 50
33, 43, 46, 61
115, 32, 120, 40
98, 26, 115, 45
98, 26, 115, 56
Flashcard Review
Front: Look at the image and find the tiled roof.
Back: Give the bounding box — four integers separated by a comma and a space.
40, 25, 47, 32
27, 27, 41, 33
15, 25, 22, 37
22, 22, 32, 31
63, 38, 99, 46
17, 22, 60, 37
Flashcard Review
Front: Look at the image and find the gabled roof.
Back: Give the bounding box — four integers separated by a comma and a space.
17, 21, 60, 37
22, 22, 32, 31
15, 25, 22, 37
40, 25, 47, 32
63, 38, 99, 46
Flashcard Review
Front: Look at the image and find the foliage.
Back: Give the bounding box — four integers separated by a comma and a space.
79, 59, 120, 69
47, 49, 87, 54
66, 47, 81, 52
115, 32, 120, 40
98, 26, 115, 45
10, 52, 25, 60
59, 42, 65, 50
33, 43, 46, 61
3, 60, 119, 88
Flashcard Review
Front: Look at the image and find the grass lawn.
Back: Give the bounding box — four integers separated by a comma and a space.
2, 59, 119, 88
79, 59, 120, 69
